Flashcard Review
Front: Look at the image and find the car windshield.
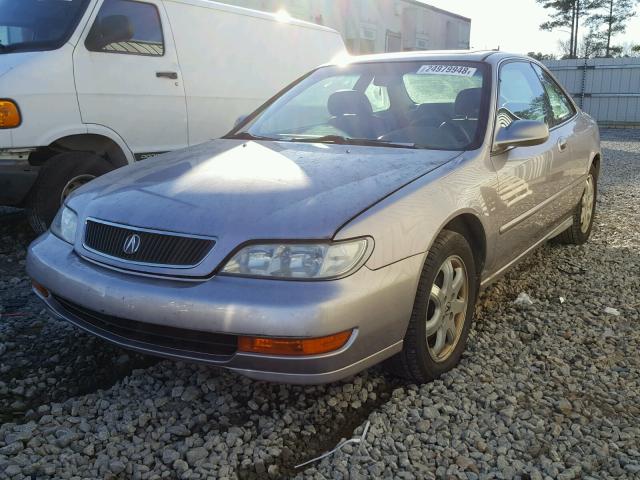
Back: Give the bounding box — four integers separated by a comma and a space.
0, 0, 90, 54
230, 61, 489, 151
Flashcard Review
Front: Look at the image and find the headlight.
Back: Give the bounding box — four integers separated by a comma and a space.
50, 206, 78, 244
221, 238, 371, 280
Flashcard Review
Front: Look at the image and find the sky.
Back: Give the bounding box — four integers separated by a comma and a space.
421, 0, 640, 55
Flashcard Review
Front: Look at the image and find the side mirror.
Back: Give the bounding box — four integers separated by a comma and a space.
234, 115, 248, 127
86, 15, 134, 51
493, 120, 549, 152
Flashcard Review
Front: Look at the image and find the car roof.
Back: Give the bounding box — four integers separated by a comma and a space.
332, 50, 528, 66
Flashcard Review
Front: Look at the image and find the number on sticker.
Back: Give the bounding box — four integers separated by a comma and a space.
416, 65, 477, 77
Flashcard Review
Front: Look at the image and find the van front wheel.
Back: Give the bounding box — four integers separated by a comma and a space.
27, 152, 114, 233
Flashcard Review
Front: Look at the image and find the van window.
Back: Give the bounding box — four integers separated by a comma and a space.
0, 0, 90, 54
86, 0, 164, 56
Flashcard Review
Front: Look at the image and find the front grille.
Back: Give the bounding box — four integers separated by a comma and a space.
84, 219, 214, 267
55, 296, 238, 358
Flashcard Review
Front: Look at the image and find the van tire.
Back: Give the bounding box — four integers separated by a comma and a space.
27, 152, 114, 233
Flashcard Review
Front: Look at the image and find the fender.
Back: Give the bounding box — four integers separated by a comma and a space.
335, 151, 498, 272
39, 124, 135, 165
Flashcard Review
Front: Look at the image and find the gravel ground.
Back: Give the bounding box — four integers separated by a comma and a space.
0, 129, 638, 480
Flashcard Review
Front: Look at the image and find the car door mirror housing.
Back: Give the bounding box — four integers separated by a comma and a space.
493, 120, 549, 152
234, 115, 248, 127
86, 15, 134, 51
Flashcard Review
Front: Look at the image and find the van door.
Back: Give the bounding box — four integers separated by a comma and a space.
73, 0, 187, 158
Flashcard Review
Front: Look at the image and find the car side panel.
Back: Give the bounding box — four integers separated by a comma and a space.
334, 147, 500, 278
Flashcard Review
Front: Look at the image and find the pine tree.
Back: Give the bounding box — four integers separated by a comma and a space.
586, 0, 639, 57
538, 0, 601, 57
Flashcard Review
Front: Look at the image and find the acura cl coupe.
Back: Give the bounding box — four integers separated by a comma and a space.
28, 51, 600, 384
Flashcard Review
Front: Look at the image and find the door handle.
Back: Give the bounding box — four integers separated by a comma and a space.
156, 71, 178, 80
558, 138, 568, 152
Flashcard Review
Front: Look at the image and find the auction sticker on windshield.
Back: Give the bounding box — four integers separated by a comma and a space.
416, 65, 477, 76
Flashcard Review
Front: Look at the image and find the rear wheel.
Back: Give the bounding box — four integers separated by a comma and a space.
387, 230, 478, 383
557, 166, 597, 245
27, 152, 114, 233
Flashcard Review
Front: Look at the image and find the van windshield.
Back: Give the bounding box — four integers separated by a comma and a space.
229, 61, 490, 151
0, 0, 90, 54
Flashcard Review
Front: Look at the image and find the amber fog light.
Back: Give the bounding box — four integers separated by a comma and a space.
238, 330, 353, 356
0, 100, 21, 129
32, 280, 50, 298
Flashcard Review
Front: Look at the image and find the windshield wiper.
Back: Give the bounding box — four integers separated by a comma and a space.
224, 131, 277, 141
283, 135, 417, 149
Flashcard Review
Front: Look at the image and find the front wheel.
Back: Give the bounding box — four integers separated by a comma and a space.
387, 230, 478, 383
27, 152, 114, 233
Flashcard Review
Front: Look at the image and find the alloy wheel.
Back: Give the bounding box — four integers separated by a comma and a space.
425, 255, 469, 362
580, 174, 595, 233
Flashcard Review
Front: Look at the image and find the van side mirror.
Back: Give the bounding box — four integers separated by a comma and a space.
493, 120, 549, 152
86, 15, 134, 51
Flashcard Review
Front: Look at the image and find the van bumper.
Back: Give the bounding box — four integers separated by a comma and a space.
27, 232, 423, 384
0, 152, 39, 206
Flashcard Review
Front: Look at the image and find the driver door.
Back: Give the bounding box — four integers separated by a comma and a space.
490, 61, 562, 264
73, 0, 188, 158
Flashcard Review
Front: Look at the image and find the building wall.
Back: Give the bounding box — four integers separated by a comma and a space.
218, 0, 470, 54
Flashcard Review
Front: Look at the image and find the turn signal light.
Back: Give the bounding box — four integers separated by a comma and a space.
238, 330, 352, 356
0, 100, 21, 128
32, 279, 50, 298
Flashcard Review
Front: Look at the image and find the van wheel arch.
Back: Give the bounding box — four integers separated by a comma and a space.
26, 134, 128, 233
45, 134, 129, 169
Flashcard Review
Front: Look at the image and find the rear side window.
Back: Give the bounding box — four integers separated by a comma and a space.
532, 64, 576, 127
86, 0, 164, 56
364, 82, 390, 112
498, 62, 550, 125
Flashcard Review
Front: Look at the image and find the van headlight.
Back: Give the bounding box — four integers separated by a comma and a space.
221, 238, 371, 280
50, 206, 78, 244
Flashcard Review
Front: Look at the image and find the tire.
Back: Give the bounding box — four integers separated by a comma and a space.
386, 229, 478, 383
556, 166, 597, 245
27, 152, 114, 233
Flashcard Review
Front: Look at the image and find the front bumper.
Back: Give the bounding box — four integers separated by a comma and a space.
27, 233, 423, 384
0, 151, 38, 206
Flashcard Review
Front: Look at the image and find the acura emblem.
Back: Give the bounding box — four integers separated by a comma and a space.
123, 234, 141, 255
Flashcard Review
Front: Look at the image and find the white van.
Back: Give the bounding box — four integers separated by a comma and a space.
0, 0, 345, 231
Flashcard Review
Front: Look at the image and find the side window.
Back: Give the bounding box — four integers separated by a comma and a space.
498, 62, 550, 126
532, 64, 576, 127
86, 0, 164, 56
364, 82, 390, 113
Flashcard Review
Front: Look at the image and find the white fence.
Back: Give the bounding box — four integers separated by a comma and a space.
543, 57, 640, 127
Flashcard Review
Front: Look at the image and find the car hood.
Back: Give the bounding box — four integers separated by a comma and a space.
70, 139, 460, 275
73, 139, 459, 240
